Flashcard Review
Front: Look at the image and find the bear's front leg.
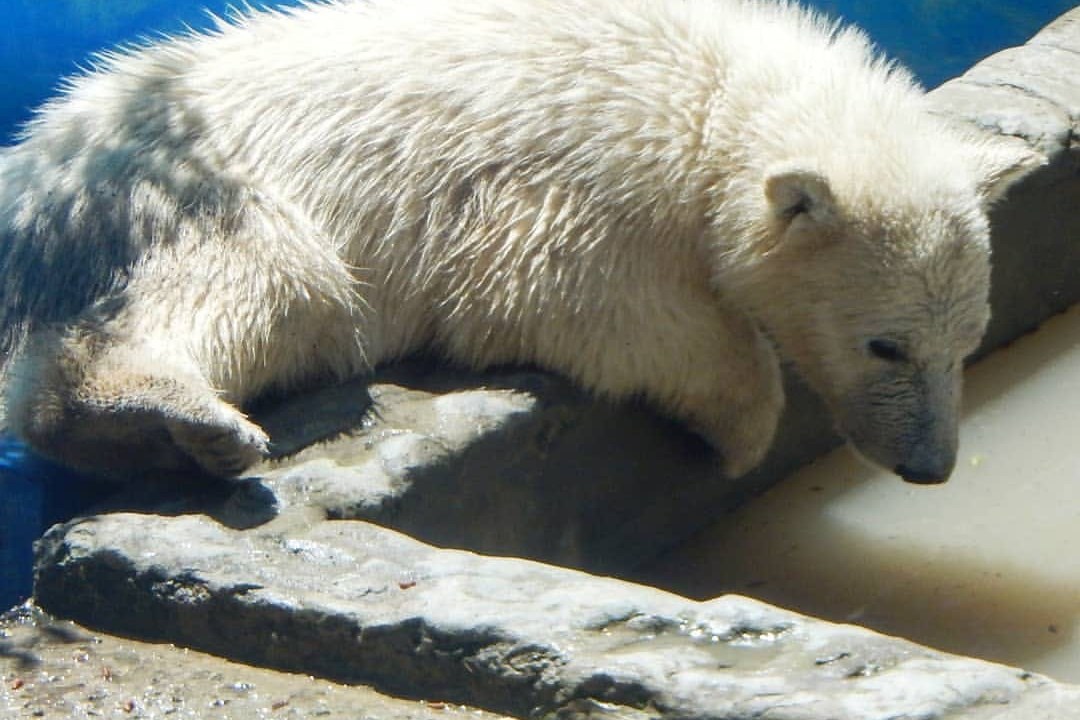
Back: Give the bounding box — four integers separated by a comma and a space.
618, 299, 784, 479
675, 317, 785, 478
560, 296, 785, 479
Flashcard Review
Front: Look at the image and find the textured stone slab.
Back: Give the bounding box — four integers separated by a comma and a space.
0, 603, 509, 720
1029, 8, 1080, 55
928, 5, 1080, 352
964, 44, 1080, 119
33, 511, 1080, 720
928, 7, 1080, 171
244, 364, 832, 575
928, 78, 1072, 158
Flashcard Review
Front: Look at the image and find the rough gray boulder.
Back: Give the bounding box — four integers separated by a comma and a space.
249, 365, 830, 574
0, 602, 509, 720
35, 510, 1080, 719
928, 7, 1080, 355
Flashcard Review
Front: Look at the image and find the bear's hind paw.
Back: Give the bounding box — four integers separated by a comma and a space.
166, 412, 270, 478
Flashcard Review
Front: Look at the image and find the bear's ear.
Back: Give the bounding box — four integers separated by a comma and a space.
974, 139, 1045, 207
764, 167, 836, 225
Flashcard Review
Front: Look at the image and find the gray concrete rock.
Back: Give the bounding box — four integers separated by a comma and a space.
929, 79, 1072, 158
928, 8, 1080, 172
0, 602, 510, 720
34, 510, 1080, 720
928, 6, 1080, 354
244, 364, 832, 575
1029, 7, 1080, 54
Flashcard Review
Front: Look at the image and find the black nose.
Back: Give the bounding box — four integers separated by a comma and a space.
895, 464, 950, 485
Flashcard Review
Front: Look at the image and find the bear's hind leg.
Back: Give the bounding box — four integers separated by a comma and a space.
6, 326, 269, 480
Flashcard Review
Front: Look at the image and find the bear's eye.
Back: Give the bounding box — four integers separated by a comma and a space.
867, 339, 906, 362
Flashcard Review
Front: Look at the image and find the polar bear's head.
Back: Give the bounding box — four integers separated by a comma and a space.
731, 139, 1041, 484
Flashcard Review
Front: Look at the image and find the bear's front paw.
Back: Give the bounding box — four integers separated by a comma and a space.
712, 422, 775, 479
687, 381, 784, 478
166, 410, 270, 478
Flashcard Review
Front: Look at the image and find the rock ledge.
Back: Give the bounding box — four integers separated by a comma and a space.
35, 509, 1080, 719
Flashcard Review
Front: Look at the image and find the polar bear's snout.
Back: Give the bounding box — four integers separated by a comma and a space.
897, 462, 953, 485
894, 433, 958, 485
833, 361, 964, 484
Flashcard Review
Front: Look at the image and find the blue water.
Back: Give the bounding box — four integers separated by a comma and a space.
0, 438, 111, 609
0, 0, 1075, 606
0, 0, 305, 145
815, 1, 1077, 90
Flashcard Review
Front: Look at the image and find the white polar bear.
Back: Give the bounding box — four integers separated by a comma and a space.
0, 0, 1040, 483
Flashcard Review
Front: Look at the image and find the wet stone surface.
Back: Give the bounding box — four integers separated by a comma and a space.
0, 602, 508, 720
32, 490, 1080, 720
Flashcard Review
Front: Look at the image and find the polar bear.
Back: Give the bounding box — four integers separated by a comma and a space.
0, 0, 1040, 483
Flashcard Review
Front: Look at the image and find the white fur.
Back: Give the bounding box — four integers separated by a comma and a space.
0, 0, 1042, 481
